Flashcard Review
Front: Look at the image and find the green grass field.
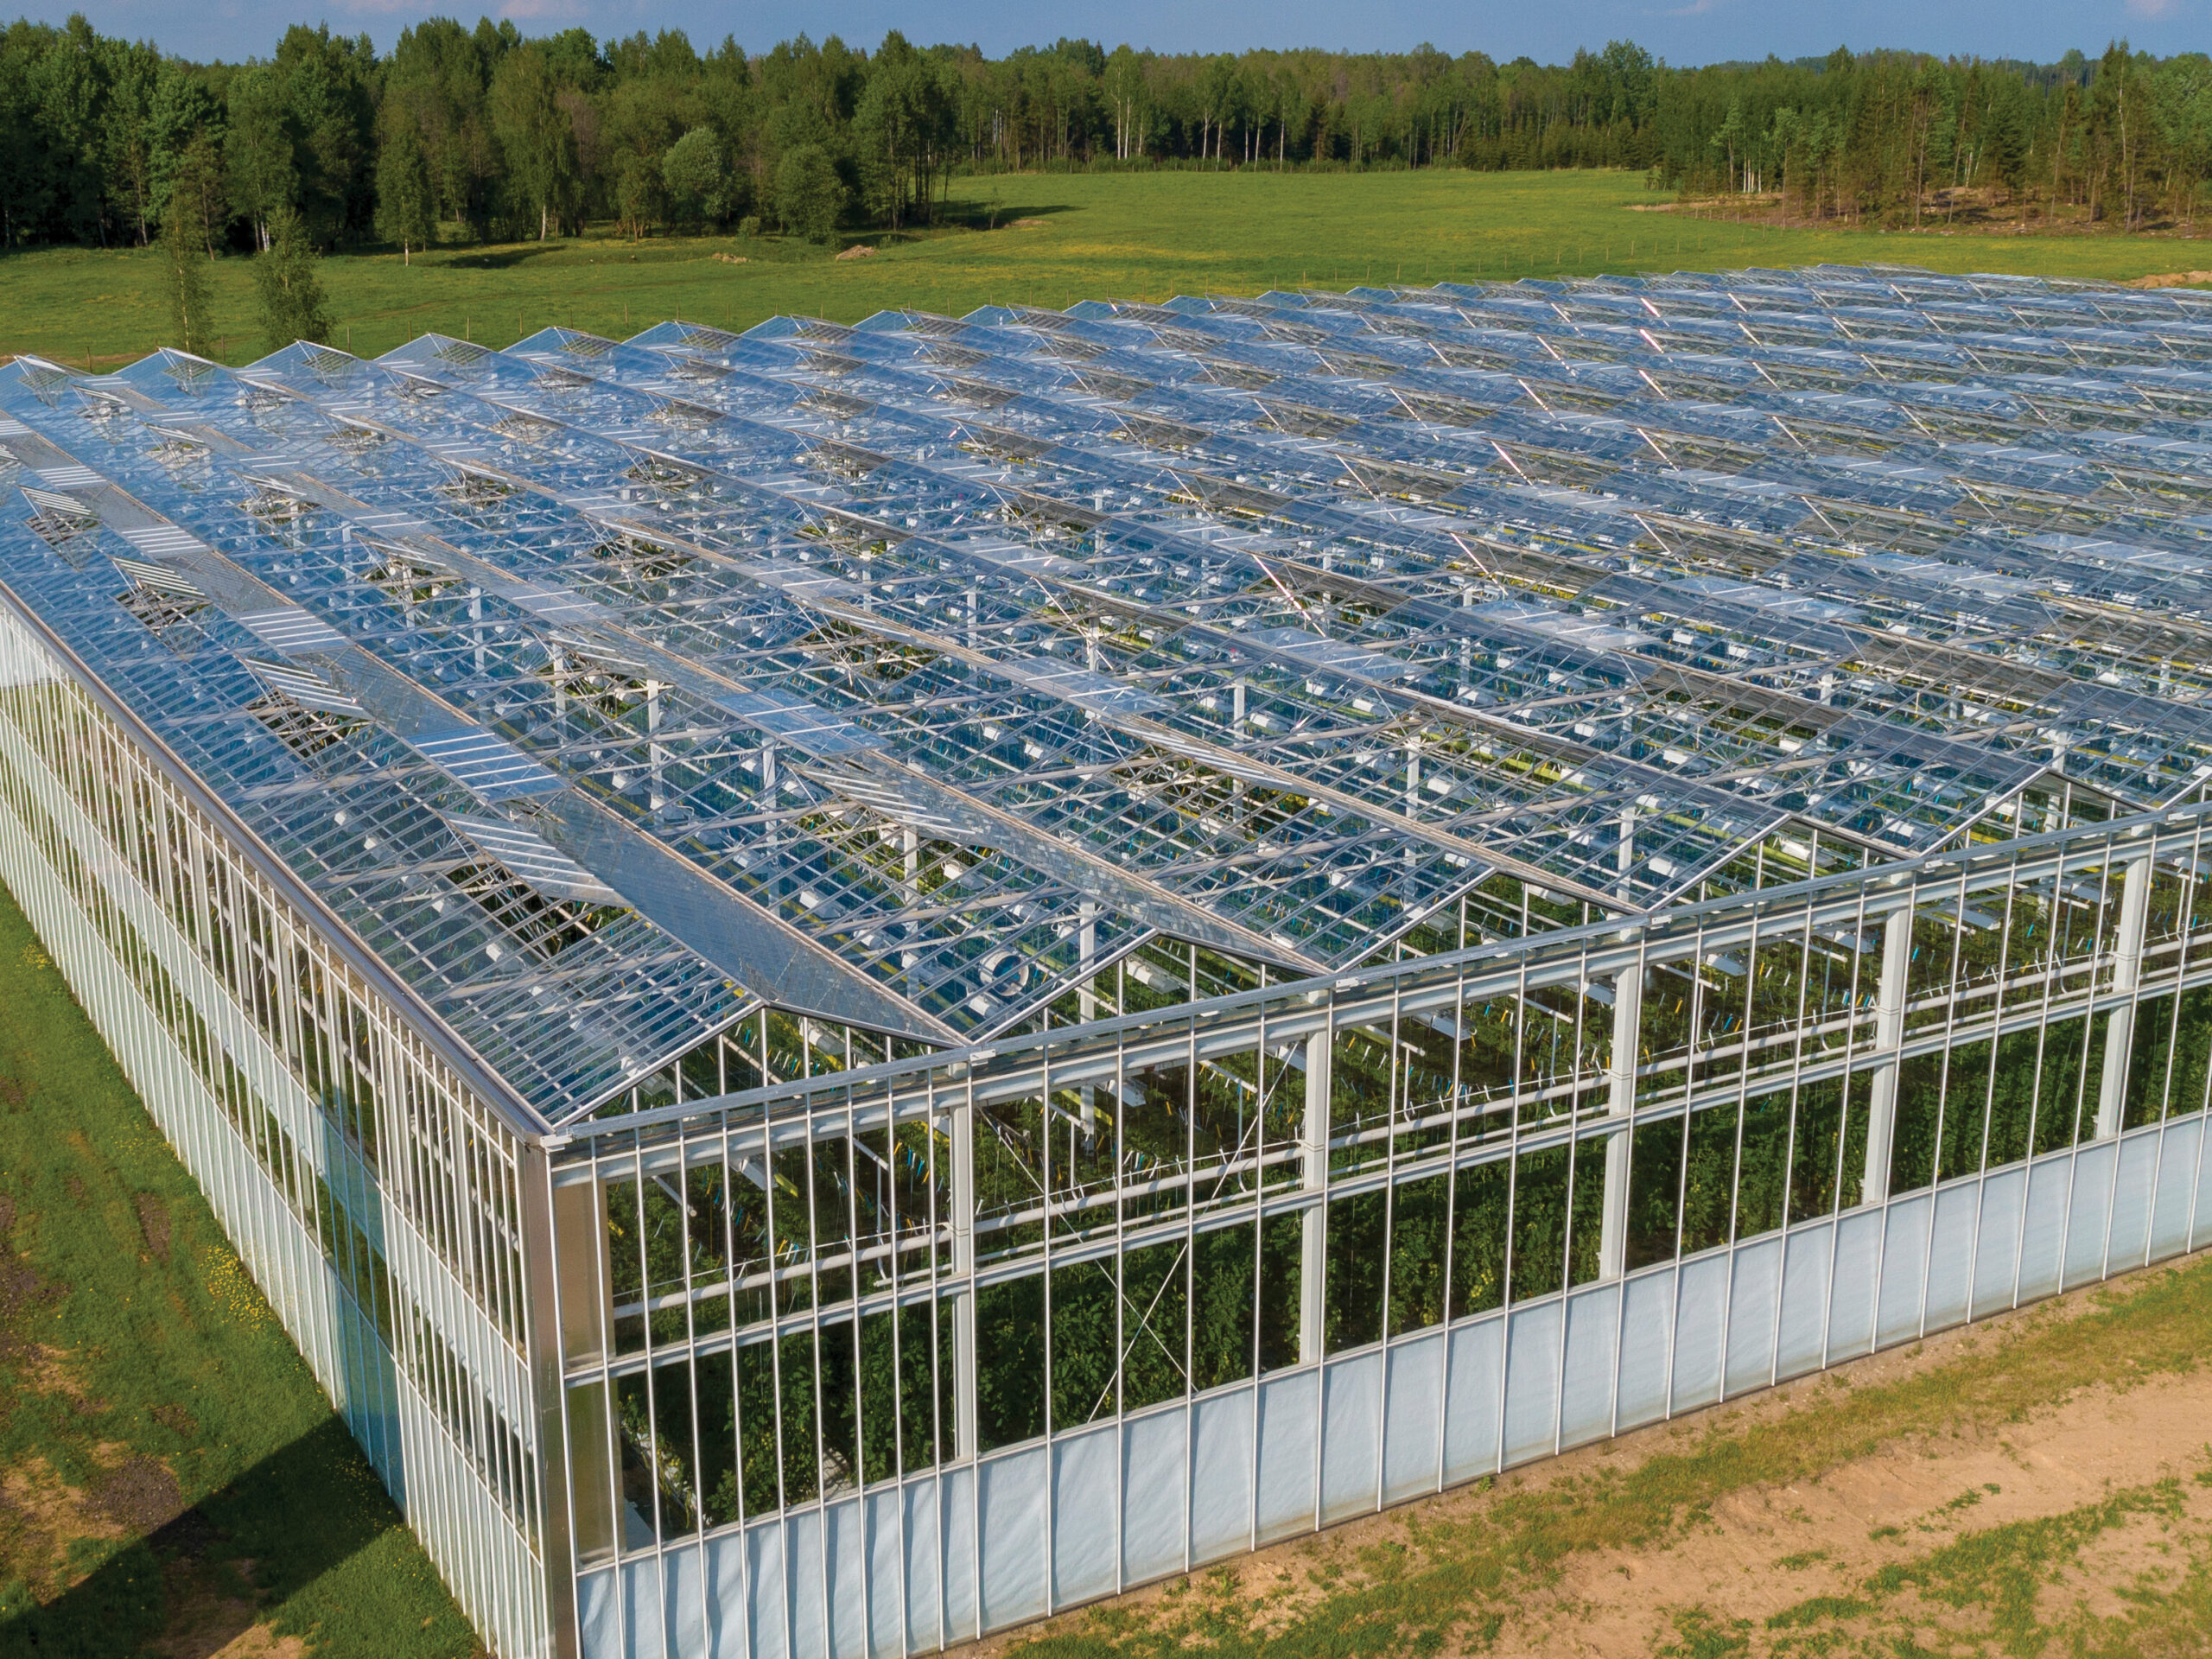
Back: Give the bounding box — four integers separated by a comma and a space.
0, 878, 480, 1657
9, 168, 2212, 370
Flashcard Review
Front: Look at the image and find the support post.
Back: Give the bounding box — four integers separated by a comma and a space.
1861, 904, 1916, 1204
950, 1087, 978, 1460
1299, 1027, 1330, 1365
2094, 854, 2153, 1141
1598, 964, 1643, 1280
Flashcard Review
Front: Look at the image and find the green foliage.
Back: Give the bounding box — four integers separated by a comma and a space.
774, 144, 846, 244
489, 42, 580, 240
613, 150, 665, 240
372, 115, 435, 259
157, 189, 212, 355
12, 17, 2212, 257
250, 206, 331, 348
661, 127, 728, 228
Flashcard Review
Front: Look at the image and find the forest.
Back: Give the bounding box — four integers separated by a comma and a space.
5, 16, 2212, 261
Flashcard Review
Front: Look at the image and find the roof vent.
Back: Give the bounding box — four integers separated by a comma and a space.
248, 690, 359, 766
446, 855, 623, 960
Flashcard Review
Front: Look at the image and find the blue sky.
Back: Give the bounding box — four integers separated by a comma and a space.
41, 0, 2207, 68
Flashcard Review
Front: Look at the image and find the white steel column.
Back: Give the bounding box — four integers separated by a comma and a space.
950, 1085, 979, 1460
2094, 854, 2153, 1141
1861, 904, 1916, 1204
1299, 1027, 1331, 1364
1597, 964, 1644, 1279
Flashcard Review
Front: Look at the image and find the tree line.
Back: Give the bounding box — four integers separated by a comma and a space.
5, 14, 2211, 257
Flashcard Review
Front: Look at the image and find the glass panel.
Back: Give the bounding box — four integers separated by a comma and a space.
1448, 1159, 1509, 1318
1331, 1020, 1395, 1177
1509, 1145, 1568, 1302
1626, 1117, 1683, 1268
1257, 1211, 1304, 1371
2168, 986, 2212, 1119
1786, 1077, 1845, 1222
973, 1094, 1046, 1261
735, 1337, 782, 1516
1324, 1189, 1386, 1352
1734, 1091, 1790, 1239
1122, 1052, 1193, 1225
2123, 995, 2177, 1130
976, 1274, 1046, 1450
606, 1172, 647, 1356
1986, 1031, 2039, 1168
1680, 1102, 1737, 1255
1567, 1135, 1605, 1287
567, 1380, 617, 1562
816, 1319, 861, 1499
1191, 1222, 1257, 1389
2032, 1014, 2091, 1155
1937, 1039, 1994, 1182
698, 1350, 739, 1529
1121, 1236, 1189, 1411
1050, 1255, 1117, 1429
1889, 1053, 1944, 1196
1387, 1173, 1450, 1337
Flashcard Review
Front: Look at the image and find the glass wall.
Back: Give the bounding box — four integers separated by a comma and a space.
548, 799, 2212, 1650
0, 599, 552, 1658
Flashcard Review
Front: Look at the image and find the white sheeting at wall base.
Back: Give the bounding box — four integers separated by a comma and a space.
575, 1127, 2210, 1659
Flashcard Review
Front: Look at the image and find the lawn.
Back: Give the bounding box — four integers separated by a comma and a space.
9, 168, 2212, 370
0, 877, 480, 1657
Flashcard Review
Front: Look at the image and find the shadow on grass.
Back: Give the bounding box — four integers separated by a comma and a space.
435, 244, 570, 270
0, 1416, 404, 1656
937, 200, 1078, 231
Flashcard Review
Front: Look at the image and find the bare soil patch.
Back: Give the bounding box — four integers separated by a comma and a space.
137, 1192, 173, 1262
0, 1451, 133, 1593
92, 1452, 188, 1534
1500, 1363, 2212, 1656
0, 1189, 65, 1344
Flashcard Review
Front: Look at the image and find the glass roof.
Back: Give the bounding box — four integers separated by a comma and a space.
7, 263, 2212, 1122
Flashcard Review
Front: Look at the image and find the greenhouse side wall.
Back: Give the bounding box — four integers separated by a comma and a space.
0, 589, 556, 1659
550, 801, 2212, 1659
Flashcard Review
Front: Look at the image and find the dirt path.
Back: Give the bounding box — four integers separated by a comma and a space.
1506, 1362, 2212, 1656
982, 1249, 2212, 1659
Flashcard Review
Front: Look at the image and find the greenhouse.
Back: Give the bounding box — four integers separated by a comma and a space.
3, 262, 2212, 1659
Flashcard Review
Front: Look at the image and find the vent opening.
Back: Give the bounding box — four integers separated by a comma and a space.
116, 585, 207, 652
589, 536, 696, 584
447, 856, 622, 959
249, 690, 359, 765
442, 470, 511, 509
241, 487, 312, 526
626, 455, 709, 493
327, 421, 386, 455
365, 550, 456, 608
24, 488, 97, 550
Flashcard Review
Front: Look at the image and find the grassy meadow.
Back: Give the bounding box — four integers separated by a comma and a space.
9, 168, 2212, 369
